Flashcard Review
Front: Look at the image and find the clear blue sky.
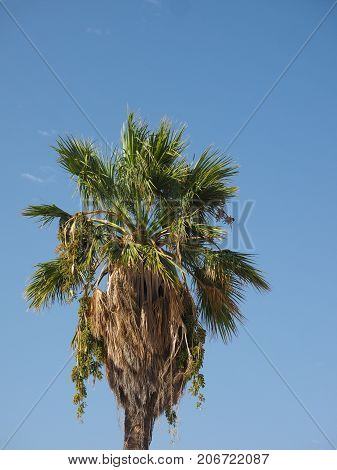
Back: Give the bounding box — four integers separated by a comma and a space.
1, 0, 337, 450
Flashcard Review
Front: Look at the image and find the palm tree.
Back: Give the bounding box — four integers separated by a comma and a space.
23, 113, 269, 450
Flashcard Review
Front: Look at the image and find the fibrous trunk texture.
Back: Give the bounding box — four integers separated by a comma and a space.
123, 408, 154, 450
89, 267, 194, 449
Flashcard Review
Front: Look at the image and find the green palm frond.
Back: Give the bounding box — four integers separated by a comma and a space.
192, 264, 243, 341
54, 136, 115, 209
121, 112, 150, 159
185, 148, 238, 211
146, 119, 188, 195
187, 249, 269, 341
25, 259, 78, 310
118, 114, 188, 204
202, 249, 270, 292
196, 284, 241, 341
22, 204, 71, 227
148, 119, 187, 166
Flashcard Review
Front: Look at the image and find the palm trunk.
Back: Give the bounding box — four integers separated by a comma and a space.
123, 408, 154, 450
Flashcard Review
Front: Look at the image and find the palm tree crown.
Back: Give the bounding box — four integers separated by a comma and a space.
23, 113, 269, 449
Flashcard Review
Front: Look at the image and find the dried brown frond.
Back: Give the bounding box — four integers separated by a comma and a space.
89, 266, 198, 427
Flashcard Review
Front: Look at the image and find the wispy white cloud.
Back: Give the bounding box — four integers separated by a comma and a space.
38, 129, 57, 137
21, 173, 44, 184
21, 165, 57, 184
86, 27, 111, 36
